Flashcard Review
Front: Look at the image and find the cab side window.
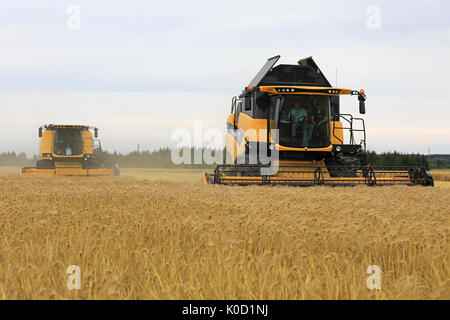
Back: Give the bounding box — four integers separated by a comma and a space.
244, 96, 252, 111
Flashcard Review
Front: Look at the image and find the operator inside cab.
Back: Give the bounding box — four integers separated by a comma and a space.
270, 95, 330, 148
289, 101, 313, 146
53, 128, 83, 156
310, 100, 328, 146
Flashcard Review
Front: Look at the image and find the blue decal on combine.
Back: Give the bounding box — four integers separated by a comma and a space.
227, 124, 245, 145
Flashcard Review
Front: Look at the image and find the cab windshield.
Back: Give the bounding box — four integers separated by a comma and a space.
53, 128, 83, 156
270, 95, 330, 148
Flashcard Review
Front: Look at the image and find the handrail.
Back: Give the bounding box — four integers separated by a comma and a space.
332, 114, 366, 151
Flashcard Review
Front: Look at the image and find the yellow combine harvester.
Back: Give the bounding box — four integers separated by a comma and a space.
204, 55, 433, 186
22, 124, 119, 176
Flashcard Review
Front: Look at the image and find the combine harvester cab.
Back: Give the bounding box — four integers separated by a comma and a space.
204, 56, 434, 186
22, 124, 120, 176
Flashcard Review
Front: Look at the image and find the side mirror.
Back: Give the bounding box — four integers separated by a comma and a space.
358, 91, 366, 114
244, 96, 252, 111
38, 127, 43, 138
359, 100, 366, 114
94, 128, 98, 138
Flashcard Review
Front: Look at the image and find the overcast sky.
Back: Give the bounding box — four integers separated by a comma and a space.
0, 0, 449, 155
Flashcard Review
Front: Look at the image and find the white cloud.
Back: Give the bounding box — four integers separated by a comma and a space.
0, 90, 230, 155
0, 0, 449, 155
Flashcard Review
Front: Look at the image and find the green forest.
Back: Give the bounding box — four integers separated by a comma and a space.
1, 149, 448, 169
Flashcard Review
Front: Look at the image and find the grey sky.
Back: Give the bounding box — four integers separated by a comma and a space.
0, 0, 449, 155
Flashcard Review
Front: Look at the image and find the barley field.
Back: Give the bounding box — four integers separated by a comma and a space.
431, 170, 450, 182
0, 168, 448, 299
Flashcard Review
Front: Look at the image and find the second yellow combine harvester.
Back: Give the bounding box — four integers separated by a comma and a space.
22, 124, 119, 176
205, 55, 433, 186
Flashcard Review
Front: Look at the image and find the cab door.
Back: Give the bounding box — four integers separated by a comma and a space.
235, 100, 242, 127
226, 97, 243, 164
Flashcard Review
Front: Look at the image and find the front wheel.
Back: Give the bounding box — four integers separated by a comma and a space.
36, 159, 54, 169
325, 157, 358, 177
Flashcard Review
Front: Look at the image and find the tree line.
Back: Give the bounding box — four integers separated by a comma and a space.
365, 151, 431, 170
1, 149, 444, 169
94, 148, 218, 169
0, 152, 36, 167
426, 154, 450, 168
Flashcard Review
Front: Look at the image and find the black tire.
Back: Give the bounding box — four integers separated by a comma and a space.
325, 157, 358, 178
36, 159, 54, 169
82, 158, 102, 169
424, 171, 434, 186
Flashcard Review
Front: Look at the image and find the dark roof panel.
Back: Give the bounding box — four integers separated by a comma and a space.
253, 56, 332, 87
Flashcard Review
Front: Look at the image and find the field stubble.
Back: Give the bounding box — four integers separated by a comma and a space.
0, 169, 448, 299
